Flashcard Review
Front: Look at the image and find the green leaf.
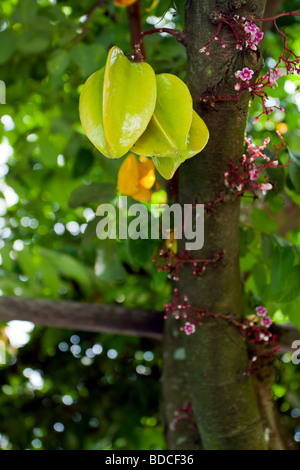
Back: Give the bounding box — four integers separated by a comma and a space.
39, 248, 91, 295
19, 30, 50, 54
252, 263, 268, 297
0, 31, 17, 64
81, 217, 99, 246
69, 183, 116, 208
272, 233, 292, 248
47, 49, 70, 76
262, 234, 274, 261
288, 147, 300, 191
17, 0, 37, 23
17, 249, 37, 280
0, 247, 14, 271
271, 246, 295, 293
251, 208, 277, 234
70, 43, 98, 77
38, 260, 61, 297
279, 265, 300, 303
127, 238, 155, 267
95, 240, 127, 281
72, 148, 94, 178
39, 138, 58, 167
239, 226, 255, 257
284, 297, 300, 330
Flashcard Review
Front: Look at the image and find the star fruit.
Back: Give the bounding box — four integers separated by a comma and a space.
131, 73, 209, 179
79, 46, 209, 179
79, 46, 157, 159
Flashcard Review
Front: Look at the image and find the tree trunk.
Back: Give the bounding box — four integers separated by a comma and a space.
163, 0, 285, 450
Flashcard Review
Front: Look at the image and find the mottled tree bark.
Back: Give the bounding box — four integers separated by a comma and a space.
162, 0, 286, 450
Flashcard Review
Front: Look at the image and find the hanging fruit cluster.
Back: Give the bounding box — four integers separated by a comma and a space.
79, 46, 209, 180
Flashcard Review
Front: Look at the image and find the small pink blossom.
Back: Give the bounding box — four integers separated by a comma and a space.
268, 67, 283, 86
261, 316, 272, 328
259, 183, 273, 195
181, 322, 196, 335
234, 83, 241, 91
256, 306, 267, 317
254, 30, 264, 43
238, 67, 254, 81
244, 21, 258, 35
249, 168, 258, 181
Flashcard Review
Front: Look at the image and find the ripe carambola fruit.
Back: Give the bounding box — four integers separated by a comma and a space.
131, 73, 209, 179
151, 110, 210, 179
79, 46, 156, 159
79, 46, 209, 180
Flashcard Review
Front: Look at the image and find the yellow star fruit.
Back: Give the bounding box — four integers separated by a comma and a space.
118, 154, 156, 202
79, 46, 156, 159
79, 46, 209, 180
114, 0, 137, 7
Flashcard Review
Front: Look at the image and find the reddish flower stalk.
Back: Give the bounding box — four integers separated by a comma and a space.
132, 27, 186, 61
152, 248, 224, 281
255, 9, 300, 22
164, 290, 279, 374
224, 131, 287, 197
170, 402, 198, 432
200, 12, 300, 121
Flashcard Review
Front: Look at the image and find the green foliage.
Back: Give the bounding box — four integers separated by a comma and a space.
0, 0, 179, 450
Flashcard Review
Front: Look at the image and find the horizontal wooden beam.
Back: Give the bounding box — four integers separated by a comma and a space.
0, 296, 164, 339
0, 297, 299, 352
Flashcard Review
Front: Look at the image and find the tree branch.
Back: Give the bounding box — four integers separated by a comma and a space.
127, 0, 147, 59
0, 296, 298, 351
260, 0, 289, 32
0, 296, 163, 339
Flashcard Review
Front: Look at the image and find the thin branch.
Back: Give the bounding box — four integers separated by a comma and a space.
260, 0, 283, 32
132, 27, 186, 61
127, 0, 146, 60
0, 296, 163, 339
255, 9, 300, 22
74, 0, 106, 44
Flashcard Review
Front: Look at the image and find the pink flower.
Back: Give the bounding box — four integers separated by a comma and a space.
182, 322, 196, 335
243, 21, 264, 51
249, 168, 258, 181
268, 67, 284, 86
244, 21, 258, 35
259, 183, 272, 195
261, 316, 272, 328
249, 43, 257, 51
256, 306, 267, 317
254, 30, 264, 43
238, 67, 254, 81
